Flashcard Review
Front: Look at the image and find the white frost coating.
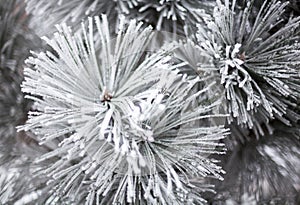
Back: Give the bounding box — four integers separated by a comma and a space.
25, 0, 139, 36
19, 15, 228, 204
124, 0, 216, 34
195, 0, 300, 137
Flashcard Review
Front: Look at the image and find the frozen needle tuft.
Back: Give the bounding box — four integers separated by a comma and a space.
19, 15, 228, 204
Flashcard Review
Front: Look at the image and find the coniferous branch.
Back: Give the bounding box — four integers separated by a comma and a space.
209, 124, 300, 204
0, 0, 32, 141
25, 0, 215, 37
0, 166, 25, 203
25, 0, 138, 36
0, 0, 45, 203
193, 0, 300, 137
19, 15, 228, 204
173, 39, 223, 98
122, 0, 215, 35
0, 0, 298, 204
0, 138, 44, 204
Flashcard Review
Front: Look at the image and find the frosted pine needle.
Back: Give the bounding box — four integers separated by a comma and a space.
0, 136, 40, 205
0, 0, 44, 203
211, 126, 300, 204
194, 0, 300, 136
19, 15, 228, 204
0, 0, 34, 141
122, 0, 215, 35
25, 0, 138, 36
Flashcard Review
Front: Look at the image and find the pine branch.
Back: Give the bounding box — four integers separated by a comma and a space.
193, 0, 300, 137
210, 124, 300, 204
0, 0, 30, 139
25, 0, 134, 36
0, 0, 46, 203
18, 15, 228, 204
122, 0, 215, 35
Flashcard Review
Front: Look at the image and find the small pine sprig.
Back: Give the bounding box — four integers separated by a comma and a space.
193, 0, 300, 137
25, 0, 137, 36
0, 0, 31, 140
0, 133, 44, 203
19, 15, 228, 204
0, 166, 25, 203
0, 0, 44, 203
210, 125, 300, 204
122, 0, 215, 35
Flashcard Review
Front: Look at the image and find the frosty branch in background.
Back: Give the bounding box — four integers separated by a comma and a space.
0, 0, 43, 203
25, 0, 136, 36
195, 0, 300, 137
